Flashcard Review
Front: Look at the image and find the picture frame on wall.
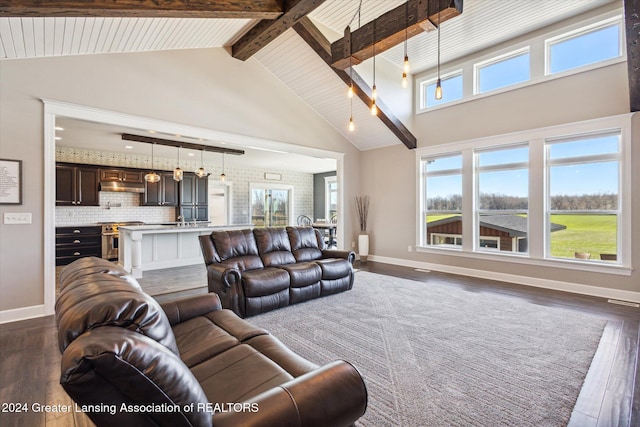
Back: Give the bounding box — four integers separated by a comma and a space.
0, 159, 23, 205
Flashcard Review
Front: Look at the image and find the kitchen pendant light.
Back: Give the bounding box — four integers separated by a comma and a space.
173, 146, 183, 182
435, 2, 443, 101
144, 143, 161, 183
220, 153, 226, 182
195, 149, 207, 178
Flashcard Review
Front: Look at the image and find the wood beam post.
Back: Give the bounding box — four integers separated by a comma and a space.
624, 0, 640, 112
293, 17, 417, 150
0, 0, 285, 19
331, 0, 462, 70
231, 0, 326, 61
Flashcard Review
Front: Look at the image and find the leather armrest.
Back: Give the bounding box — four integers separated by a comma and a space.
211, 360, 367, 427
322, 249, 356, 264
161, 293, 222, 326
207, 264, 241, 290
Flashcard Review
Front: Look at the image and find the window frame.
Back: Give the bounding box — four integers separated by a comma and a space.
419, 69, 463, 110
414, 114, 633, 275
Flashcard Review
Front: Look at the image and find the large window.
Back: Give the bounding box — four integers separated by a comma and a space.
476, 145, 529, 253
475, 49, 530, 94
250, 184, 293, 227
416, 115, 631, 271
546, 132, 621, 262
421, 154, 463, 248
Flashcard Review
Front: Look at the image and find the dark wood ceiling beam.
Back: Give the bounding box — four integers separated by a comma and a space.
293, 17, 417, 150
231, 0, 326, 61
624, 0, 639, 112
121, 134, 245, 155
331, 0, 463, 70
0, 0, 285, 19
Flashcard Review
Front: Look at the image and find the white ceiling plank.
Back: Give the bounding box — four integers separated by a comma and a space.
69, 18, 86, 55
20, 17, 35, 57
52, 17, 65, 56
32, 18, 45, 56
126, 18, 153, 52
139, 18, 164, 52
93, 18, 113, 53
113, 18, 138, 53
8, 18, 25, 58
0, 19, 14, 58
77, 18, 94, 54
61, 17, 75, 55
149, 19, 180, 51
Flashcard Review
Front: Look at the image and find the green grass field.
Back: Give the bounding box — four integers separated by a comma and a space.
426, 213, 617, 260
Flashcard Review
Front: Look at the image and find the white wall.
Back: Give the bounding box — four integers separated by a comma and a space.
0, 47, 361, 316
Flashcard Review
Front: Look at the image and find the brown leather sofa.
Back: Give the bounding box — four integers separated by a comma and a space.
55, 257, 367, 427
199, 226, 355, 318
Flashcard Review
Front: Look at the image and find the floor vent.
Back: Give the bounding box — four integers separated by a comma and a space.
414, 268, 431, 273
607, 299, 640, 308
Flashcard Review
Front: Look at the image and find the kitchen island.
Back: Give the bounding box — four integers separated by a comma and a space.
119, 223, 252, 278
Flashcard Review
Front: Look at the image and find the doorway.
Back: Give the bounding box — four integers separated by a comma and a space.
250, 183, 293, 227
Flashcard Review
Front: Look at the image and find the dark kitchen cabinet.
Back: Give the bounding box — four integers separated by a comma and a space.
179, 173, 208, 221
56, 164, 100, 206
99, 168, 143, 183
55, 226, 102, 266
141, 172, 179, 206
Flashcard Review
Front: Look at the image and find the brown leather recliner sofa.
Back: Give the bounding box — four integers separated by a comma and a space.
199, 226, 355, 318
55, 256, 367, 427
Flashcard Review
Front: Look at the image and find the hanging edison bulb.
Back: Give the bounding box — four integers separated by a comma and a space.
347, 84, 354, 98
173, 147, 183, 182
372, 84, 377, 100
402, 72, 408, 88
435, 78, 443, 100
403, 55, 410, 74
371, 99, 377, 115
349, 116, 355, 131
195, 150, 207, 178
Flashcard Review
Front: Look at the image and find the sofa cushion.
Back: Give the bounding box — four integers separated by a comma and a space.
242, 268, 290, 297
254, 227, 296, 266
286, 226, 324, 262
279, 262, 322, 288
191, 344, 294, 405
315, 258, 353, 280
213, 230, 264, 271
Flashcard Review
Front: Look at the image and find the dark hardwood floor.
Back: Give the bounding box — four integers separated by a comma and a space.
1, 261, 638, 426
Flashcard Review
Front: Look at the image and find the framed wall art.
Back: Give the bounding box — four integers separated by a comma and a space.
0, 159, 23, 205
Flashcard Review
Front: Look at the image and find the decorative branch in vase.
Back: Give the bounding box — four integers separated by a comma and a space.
355, 196, 370, 262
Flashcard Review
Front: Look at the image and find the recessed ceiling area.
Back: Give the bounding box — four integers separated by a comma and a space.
54, 117, 337, 174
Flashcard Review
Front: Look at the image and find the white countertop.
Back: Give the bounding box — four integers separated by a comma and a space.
119, 223, 253, 233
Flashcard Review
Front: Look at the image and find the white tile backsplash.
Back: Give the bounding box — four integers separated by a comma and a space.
56, 192, 176, 226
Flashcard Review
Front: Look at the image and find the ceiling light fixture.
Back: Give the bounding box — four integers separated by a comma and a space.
173, 146, 183, 182
435, 0, 443, 101
144, 144, 161, 183
195, 150, 207, 178
220, 153, 226, 182
402, 2, 410, 88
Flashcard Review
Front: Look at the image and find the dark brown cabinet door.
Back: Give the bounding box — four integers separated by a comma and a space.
142, 178, 162, 206
77, 167, 99, 206
141, 172, 178, 206
180, 174, 196, 206
56, 165, 76, 205
99, 169, 121, 181
195, 176, 208, 206
122, 170, 143, 183
162, 173, 179, 206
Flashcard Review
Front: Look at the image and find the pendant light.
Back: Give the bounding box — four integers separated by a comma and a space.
402, 2, 410, 88
347, 27, 355, 131
144, 143, 161, 183
435, 1, 443, 100
195, 150, 207, 178
371, 21, 378, 116
173, 146, 183, 182
220, 153, 226, 182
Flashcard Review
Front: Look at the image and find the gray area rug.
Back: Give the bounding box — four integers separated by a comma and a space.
250, 271, 607, 427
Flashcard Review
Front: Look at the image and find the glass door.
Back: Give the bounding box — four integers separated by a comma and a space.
251, 185, 292, 227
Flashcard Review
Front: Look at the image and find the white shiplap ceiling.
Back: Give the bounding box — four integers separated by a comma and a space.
0, 0, 618, 153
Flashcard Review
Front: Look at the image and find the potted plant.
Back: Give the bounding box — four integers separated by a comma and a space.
355, 196, 370, 262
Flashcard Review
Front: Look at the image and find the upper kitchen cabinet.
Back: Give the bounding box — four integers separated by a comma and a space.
179, 173, 208, 221
141, 172, 179, 206
56, 164, 100, 206
99, 168, 143, 183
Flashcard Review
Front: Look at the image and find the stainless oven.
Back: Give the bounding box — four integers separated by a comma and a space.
101, 222, 144, 261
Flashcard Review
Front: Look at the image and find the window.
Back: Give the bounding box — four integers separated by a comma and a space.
250, 184, 293, 227
476, 145, 529, 253
325, 176, 337, 220
421, 71, 463, 109
415, 115, 631, 271
475, 48, 530, 94
421, 154, 463, 248
546, 18, 622, 75
546, 131, 621, 263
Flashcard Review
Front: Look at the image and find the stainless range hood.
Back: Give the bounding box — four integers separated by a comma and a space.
99, 181, 145, 193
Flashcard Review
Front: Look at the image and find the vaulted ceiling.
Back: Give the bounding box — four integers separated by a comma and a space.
1, 0, 633, 152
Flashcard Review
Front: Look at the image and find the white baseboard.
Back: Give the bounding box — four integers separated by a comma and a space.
0, 304, 50, 324
368, 255, 640, 304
